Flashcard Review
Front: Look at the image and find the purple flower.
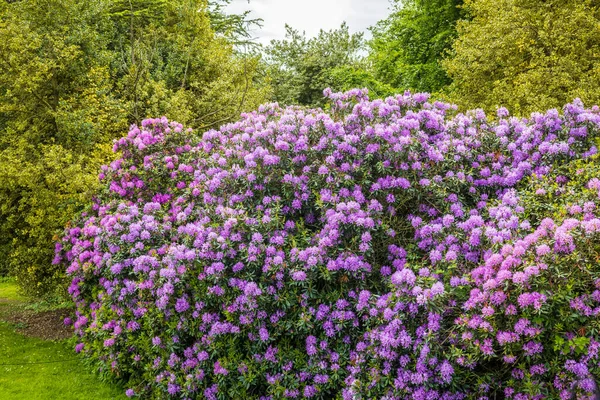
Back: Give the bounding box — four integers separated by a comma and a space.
303, 385, 317, 398
259, 327, 270, 341
391, 269, 416, 286
175, 297, 189, 313
214, 361, 228, 375
439, 360, 454, 383
430, 282, 444, 296
292, 271, 306, 281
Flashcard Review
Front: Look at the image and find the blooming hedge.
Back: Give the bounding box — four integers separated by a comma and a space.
57, 89, 600, 399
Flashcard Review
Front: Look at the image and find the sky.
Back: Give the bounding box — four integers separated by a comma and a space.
224, 0, 392, 45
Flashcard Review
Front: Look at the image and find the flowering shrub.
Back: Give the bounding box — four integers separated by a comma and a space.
57, 89, 600, 399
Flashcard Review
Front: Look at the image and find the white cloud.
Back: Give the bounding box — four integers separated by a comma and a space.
225, 0, 392, 44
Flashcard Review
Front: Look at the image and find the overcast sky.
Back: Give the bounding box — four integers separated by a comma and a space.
224, 0, 392, 45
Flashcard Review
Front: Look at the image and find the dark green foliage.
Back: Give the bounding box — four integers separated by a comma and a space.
370, 0, 463, 93
107, 0, 269, 129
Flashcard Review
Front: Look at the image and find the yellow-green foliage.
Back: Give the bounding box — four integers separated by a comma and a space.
0, 0, 123, 296
0, 144, 112, 298
0, 0, 269, 297
443, 0, 600, 115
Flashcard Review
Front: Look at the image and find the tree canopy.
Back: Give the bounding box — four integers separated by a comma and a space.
444, 0, 600, 114
369, 0, 463, 94
264, 23, 394, 108
0, 0, 269, 295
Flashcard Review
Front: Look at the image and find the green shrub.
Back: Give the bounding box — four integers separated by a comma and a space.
0, 0, 269, 296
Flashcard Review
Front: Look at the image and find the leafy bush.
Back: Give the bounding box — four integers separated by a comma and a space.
0, 0, 269, 295
0, 144, 111, 298
58, 90, 600, 399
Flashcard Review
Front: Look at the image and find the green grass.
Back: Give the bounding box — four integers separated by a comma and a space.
0, 280, 126, 400
0, 278, 27, 302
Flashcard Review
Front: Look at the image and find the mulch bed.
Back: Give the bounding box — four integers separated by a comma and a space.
0, 303, 73, 341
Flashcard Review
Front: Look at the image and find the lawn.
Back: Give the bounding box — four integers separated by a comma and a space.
0, 280, 125, 400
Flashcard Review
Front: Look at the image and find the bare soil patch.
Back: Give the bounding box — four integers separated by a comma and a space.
0, 303, 73, 340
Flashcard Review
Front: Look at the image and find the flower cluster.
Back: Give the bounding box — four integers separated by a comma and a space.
57, 89, 600, 399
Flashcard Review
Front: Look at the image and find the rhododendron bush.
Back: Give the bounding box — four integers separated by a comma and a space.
57, 89, 600, 399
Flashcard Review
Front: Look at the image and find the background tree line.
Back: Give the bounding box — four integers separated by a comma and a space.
266, 0, 600, 113
2, 0, 600, 296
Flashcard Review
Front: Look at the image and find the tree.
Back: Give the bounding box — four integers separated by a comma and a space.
0, 0, 123, 288
208, 0, 264, 47
264, 23, 389, 108
369, 0, 463, 94
0, 0, 269, 296
108, 0, 269, 130
443, 0, 600, 115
